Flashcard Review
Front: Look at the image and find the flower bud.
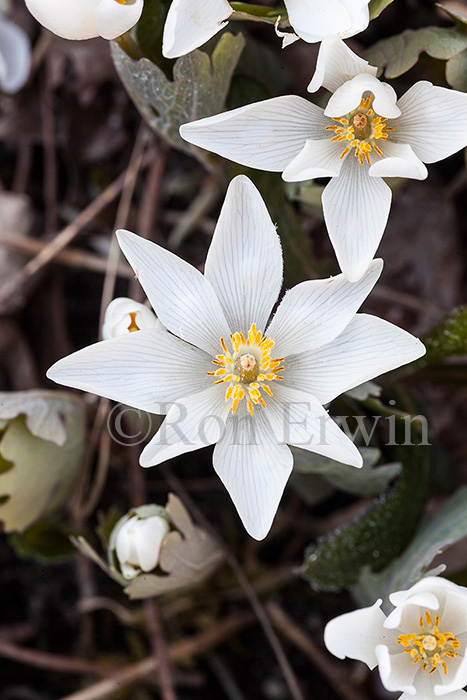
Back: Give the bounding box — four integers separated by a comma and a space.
113, 510, 170, 580
102, 298, 162, 340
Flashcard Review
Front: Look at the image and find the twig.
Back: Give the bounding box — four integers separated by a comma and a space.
266, 602, 367, 700
41, 56, 57, 234
0, 640, 115, 677
144, 599, 177, 700
160, 467, 306, 700
167, 176, 221, 249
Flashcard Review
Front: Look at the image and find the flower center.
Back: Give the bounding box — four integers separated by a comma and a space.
127, 312, 140, 333
397, 610, 461, 675
325, 94, 394, 166
207, 323, 284, 416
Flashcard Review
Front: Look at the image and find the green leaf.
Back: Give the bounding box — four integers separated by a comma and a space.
111, 32, 245, 160
369, 0, 396, 19
301, 438, 431, 590
437, 2, 467, 26
9, 520, 77, 563
0, 392, 85, 533
353, 487, 467, 609
446, 48, 467, 91
422, 305, 467, 365
366, 27, 467, 78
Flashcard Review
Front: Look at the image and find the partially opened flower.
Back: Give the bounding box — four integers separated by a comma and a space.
24, 0, 144, 41
280, 0, 369, 46
325, 577, 467, 700
47, 175, 425, 540
0, 12, 31, 94
102, 297, 162, 340
111, 507, 170, 579
181, 36, 467, 282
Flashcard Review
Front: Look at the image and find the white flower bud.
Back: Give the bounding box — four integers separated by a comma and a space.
102, 297, 162, 340
114, 513, 170, 580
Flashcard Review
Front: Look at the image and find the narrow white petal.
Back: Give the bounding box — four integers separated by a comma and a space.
283, 138, 344, 182
162, 0, 233, 59
266, 385, 362, 466
25, 0, 99, 39
266, 258, 383, 357
204, 176, 283, 334
325, 74, 401, 119
375, 646, 417, 693
284, 314, 425, 405
116, 230, 230, 356
324, 599, 387, 669
47, 329, 212, 411
369, 142, 428, 180
0, 16, 31, 93
212, 406, 293, 540
97, 0, 143, 40
390, 81, 467, 163
308, 35, 376, 94
140, 386, 229, 467
322, 157, 392, 282
180, 96, 327, 172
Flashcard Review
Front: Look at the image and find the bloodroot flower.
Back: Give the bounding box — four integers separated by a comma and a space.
325, 577, 467, 700
181, 36, 467, 282
47, 175, 425, 540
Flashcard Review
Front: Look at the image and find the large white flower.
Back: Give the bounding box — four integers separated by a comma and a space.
47, 175, 425, 540
180, 36, 467, 282
325, 577, 467, 700
162, 0, 369, 58
24, 0, 144, 41
0, 12, 31, 94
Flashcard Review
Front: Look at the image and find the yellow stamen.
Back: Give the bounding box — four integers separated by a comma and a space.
127, 312, 140, 333
397, 610, 460, 676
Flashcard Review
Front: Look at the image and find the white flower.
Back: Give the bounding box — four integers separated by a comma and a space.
180, 36, 467, 282
24, 0, 144, 41
325, 577, 467, 700
162, 0, 233, 59
102, 297, 163, 340
0, 12, 31, 94
47, 175, 425, 540
280, 0, 369, 46
112, 510, 170, 579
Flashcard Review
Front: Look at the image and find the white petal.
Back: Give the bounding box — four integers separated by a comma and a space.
375, 646, 417, 693
325, 74, 401, 119
369, 142, 428, 180
265, 385, 362, 466
102, 297, 161, 340
435, 655, 467, 696
47, 329, 212, 411
266, 258, 382, 357
204, 176, 283, 334
387, 577, 452, 616
284, 0, 369, 44
139, 386, 228, 467
308, 35, 376, 94
284, 314, 426, 405
115, 521, 132, 565
97, 0, 143, 40
283, 138, 344, 182
135, 517, 170, 572
162, 0, 233, 59
212, 406, 293, 540
415, 671, 467, 700
324, 599, 387, 669
390, 81, 467, 164
322, 157, 392, 282
180, 96, 328, 172
0, 15, 31, 94
116, 230, 230, 356
25, 0, 99, 39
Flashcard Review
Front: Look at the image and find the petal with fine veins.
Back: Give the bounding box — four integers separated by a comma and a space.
266, 259, 383, 357
308, 35, 376, 94
140, 386, 229, 467
325, 74, 401, 119
97, 0, 143, 40
204, 176, 283, 335
322, 156, 392, 282
46, 329, 213, 411
369, 142, 428, 180
324, 599, 387, 669
283, 138, 344, 182
213, 406, 293, 540
116, 229, 230, 356
284, 314, 426, 405
180, 96, 327, 172
390, 81, 467, 163
162, 0, 233, 59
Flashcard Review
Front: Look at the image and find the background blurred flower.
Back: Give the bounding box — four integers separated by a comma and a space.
0, 11, 30, 94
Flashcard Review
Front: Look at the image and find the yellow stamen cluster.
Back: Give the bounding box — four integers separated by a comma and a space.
207, 323, 284, 416
397, 610, 460, 675
127, 312, 140, 333
325, 95, 394, 165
